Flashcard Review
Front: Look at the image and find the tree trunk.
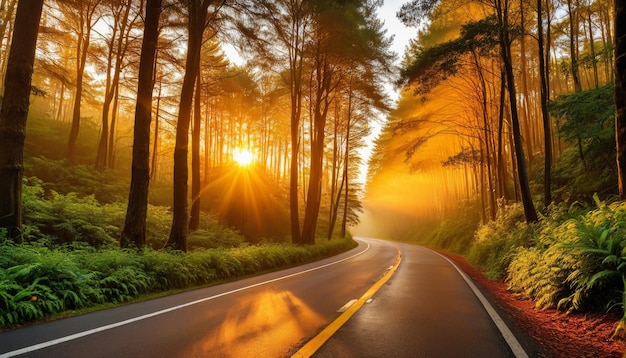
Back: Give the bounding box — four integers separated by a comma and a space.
496, 68, 509, 201
567, 0, 583, 92
189, 71, 202, 232
0, 0, 17, 94
121, 0, 162, 249
538, 0, 552, 207
340, 109, 351, 238
0, 0, 44, 241
150, 82, 162, 180
67, 3, 96, 163
615, 0, 626, 200
166, 0, 210, 251
497, 0, 539, 223
301, 53, 333, 245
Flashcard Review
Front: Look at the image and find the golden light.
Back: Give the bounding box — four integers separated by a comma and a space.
233, 148, 254, 166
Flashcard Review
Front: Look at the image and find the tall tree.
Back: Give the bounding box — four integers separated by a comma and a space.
121, 0, 162, 249
236, 0, 310, 244
166, 0, 224, 251
95, 0, 140, 170
0, 0, 45, 241
63, 0, 103, 163
495, 0, 538, 222
616, 0, 626, 200
538, 0, 552, 206
0, 0, 17, 93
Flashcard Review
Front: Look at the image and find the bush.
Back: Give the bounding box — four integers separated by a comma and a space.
508, 197, 626, 315
468, 203, 536, 280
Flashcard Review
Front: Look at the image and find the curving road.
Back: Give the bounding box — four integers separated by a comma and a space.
0, 238, 537, 357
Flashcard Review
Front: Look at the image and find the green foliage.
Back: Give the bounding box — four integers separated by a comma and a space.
424, 199, 481, 253
468, 203, 537, 280
549, 83, 615, 146
24, 157, 129, 203
548, 145, 618, 204
0, 237, 356, 328
23, 115, 100, 164
548, 84, 618, 202
508, 198, 626, 313
187, 228, 245, 250
21, 177, 122, 247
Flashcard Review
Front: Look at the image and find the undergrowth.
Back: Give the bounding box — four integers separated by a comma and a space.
0, 237, 356, 328
428, 194, 626, 324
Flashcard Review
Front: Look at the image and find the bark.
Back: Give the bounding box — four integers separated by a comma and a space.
340, 113, 350, 238
121, 0, 162, 249
473, 50, 496, 221
567, 0, 583, 92
615, 0, 626, 200
538, 0, 552, 206
189, 71, 202, 232
496, 68, 509, 201
518, 1, 534, 174
301, 51, 334, 245
150, 82, 162, 180
0, 0, 17, 94
287, 1, 307, 245
0, 0, 44, 241
167, 0, 218, 251
327, 105, 340, 239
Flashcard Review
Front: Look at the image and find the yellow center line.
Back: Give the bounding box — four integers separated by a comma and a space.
291, 245, 402, 358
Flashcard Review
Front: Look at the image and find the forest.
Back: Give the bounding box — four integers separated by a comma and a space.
2, 0, 626, 347
361, 0, 626, 343
0, 0, 388, 327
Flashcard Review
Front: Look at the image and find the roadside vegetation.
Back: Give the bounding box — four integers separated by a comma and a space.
0, 114, 357, 329
387, 84, 626, 338
0, 177, 355, 328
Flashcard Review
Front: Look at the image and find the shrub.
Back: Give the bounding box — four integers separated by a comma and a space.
507, 197, 626, 322
468, 203, 536, 280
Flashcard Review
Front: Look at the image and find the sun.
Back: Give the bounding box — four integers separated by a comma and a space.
233, 148, 254, 166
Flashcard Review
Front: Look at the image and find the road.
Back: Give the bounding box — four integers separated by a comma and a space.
0, 238, 536, 357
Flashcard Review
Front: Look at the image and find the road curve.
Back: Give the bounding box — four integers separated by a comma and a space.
0, 238, 537, 357
309, 240, 538, 358
0, 238, 397, 358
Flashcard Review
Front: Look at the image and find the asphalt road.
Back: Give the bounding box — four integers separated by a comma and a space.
312, 242, 536, 358
0, 238, 536, 357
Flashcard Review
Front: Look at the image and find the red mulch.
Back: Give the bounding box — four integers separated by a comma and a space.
440, 251, 626, 358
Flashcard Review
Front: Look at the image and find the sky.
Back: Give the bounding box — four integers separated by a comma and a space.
377, 0, 414, 65
356, 0, 415, 185
223, 1, 416, 186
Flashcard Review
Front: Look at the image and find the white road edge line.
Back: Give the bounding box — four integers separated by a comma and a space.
431, 250, 529, 358
0, 240, 371, 358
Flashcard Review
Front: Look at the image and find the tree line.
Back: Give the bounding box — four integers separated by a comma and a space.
366, 0, 626, 227
0, 0, 394, 250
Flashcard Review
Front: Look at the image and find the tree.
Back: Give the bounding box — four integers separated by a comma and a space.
166, 0, 224, 251
615, 0, 626, 200
494, 0, 538, 222
399, 0, 538, 223
538, 0, 552, 206
95, 0, 141, 170
235, 0, 311, 244
120, 0, 162, 249
0, 0, 45, 241
63, 0, 103, 163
